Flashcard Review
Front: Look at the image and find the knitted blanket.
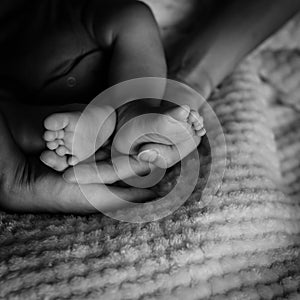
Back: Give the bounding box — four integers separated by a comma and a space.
1, 9, 300, 300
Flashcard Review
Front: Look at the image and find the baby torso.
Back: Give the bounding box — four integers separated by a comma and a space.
0, 0, 110, 104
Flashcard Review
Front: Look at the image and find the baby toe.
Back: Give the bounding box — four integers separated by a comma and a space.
189, 110, 203, 126
43, 129, 65, 142
43, 130, 57, 142
194, 124, 204, 131
57, 139, 64, 146
56, 146, 70, 157
57, 130, 65, 139
196, 128, 206, 137
44, 113, 70, 131
47, 141, 59, 150
40, 150, 69, 171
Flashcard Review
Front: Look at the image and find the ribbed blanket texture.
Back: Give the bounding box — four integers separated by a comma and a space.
1, 9, 300, 300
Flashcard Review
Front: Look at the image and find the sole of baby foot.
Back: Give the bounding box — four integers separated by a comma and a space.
114, 105, 205, 155
42, 105, 116, 170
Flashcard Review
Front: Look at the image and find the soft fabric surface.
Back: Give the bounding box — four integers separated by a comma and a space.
1, 8, 300, 300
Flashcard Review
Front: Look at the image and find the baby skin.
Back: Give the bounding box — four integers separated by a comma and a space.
33, 1, 205, 172
40, 103, 205, 172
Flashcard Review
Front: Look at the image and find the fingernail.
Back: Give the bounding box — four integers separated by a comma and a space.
138, 149, 159, 163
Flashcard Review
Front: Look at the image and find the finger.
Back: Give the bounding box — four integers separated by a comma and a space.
63, 156, 152, 184
107, 186, 157, 204
75, 149, 112, 165
138, 136, 201, 168
81, 184, 157, 213
95, 149, 111, 161
44, 178, 157, 214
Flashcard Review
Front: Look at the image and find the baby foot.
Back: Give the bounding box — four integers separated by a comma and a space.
113, 104, 205, 156
40, 105, 116, 171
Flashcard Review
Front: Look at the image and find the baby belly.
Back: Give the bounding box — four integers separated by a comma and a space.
34, 51, 109, 105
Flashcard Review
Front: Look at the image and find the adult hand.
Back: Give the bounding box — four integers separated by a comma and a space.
137, 135, 201, 168
63, 133, 201, 185
0, 113, 156, 214
63, 147, 154, 185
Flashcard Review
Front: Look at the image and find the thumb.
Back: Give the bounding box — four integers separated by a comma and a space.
138, 136, 200, 168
